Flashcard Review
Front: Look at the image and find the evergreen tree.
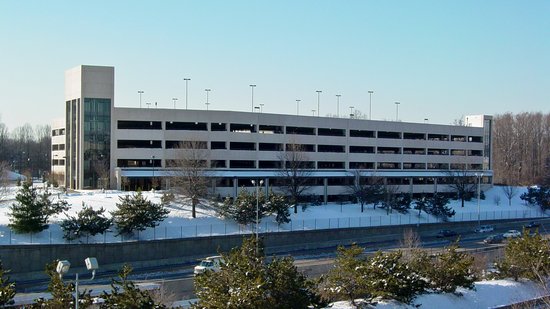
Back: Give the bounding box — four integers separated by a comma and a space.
8, 183, 68, 233
32, 261, 93, 309
265, 191, 291, 225
414, 194, 429, 216
420, 243, 476, 293
426, 193, 455, 221
99, 264, 166, 308
365, 251, 425, 304
111, 191, 169, 236
60, 203, 112, 241
319, 244, 370, 306
520, 186, 550, 211
390, 193, 412, 214
193, 237, 319, 309
0, 261, 15, 307
496, 230, 550, 283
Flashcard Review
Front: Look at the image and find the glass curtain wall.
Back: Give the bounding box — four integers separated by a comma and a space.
83, 98, 111, 188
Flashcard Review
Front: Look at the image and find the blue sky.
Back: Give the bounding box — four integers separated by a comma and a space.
0, 0, 548, 130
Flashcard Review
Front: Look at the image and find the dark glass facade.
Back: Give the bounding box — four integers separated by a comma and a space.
83, 98, 111, 188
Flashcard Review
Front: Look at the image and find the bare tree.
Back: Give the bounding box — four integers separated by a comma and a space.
0, 161, 9, 201
444, 167, 476, 208
347, 170, 384, 212
277, 143, 313, 213
168, 140, 210, 218
501, 185, 518, 206
94, 158, 110, 190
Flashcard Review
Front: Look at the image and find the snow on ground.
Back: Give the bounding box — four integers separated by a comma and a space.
0, 184, 547, 245
328, 279, 547, 309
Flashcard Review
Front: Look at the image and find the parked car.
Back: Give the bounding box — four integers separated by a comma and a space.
436, 230, 458, 238
484, 234, 504, 244
194, 255, 224, 275
475, 225, 495, 233
503, 230, 521, 238
524, 221, 540, 229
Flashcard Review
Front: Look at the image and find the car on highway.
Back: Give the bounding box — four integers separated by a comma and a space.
194, 255, 224, 275
475, 225, 495, 233
483, 234, 505, 244
523, 221, 540, 229
436, 229, 458, 238
503, 229, 521, 238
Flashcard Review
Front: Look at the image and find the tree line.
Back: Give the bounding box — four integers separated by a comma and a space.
493, 112, 550, 186
0, 119, 51, 179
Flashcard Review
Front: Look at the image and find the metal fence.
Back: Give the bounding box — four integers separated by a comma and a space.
0, 208, 547, 245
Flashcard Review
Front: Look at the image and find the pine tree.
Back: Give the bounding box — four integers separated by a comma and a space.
0, 261, 15, 307
32, 261, 93, 309
365, 251, 425, 304
496, 230, 550, 283
60, 203, 112, 241
193, 237, 320, 309
8, 183, 68, 233
111, 191, 169, 236
414, 194, 429, 216
99, 264, 166, 308
265, 191, 291, 225
319, 244, 370, 306
423, 243, 476, 293
426, 193, 455, 221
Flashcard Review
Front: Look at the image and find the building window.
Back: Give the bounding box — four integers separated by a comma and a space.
211, 160, 226, 168
318, 145, 345, 153
230, 160, 256, 168
259, 161, 281, 169
403, 132, 426, 140
428, 134, 449, 141
377, 162, 401, 169
117, 140, 162, 149
318, 128, 346, 137
403, 148, 425, 155
286, 126, 315, 135
377, 147, 401, 154
349, 146, 375, 153
377, 131, 401, 139
403, 163, 426, 169
317, 161, 345, 169
285, 144, 315, 152
259, 143, 283, 151
349, 162, 374, 169
211, 141, 226, 149
451, 135, 466, 142
230, 123, 255, 133
166, 121, 207, 131
428, 148, 449, 155
230, 142, 256, 151
118, 120, 162, 130
259, 125, 284, 134
211, 122, 227, 131
350, 130, 375, 138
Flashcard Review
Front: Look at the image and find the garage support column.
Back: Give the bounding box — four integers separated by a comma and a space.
233, 177, 238, 198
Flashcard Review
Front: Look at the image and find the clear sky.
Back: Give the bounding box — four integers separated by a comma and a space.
0, 0, 548, 130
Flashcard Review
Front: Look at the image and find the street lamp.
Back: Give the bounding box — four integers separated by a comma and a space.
146, 102, 151, 109
312, 109, 316, 116
335, 94, 341, 117
368, 90, 374, 120
138, 90, 144, 108
251, 179, 264, 253
476, 173, 484, 227
259, 103, 264, 113
56, 257, 99, 309
395, 101, 400, 121
349, 106, 354, 118
316, 90, 322, 117
151, 155, 156, 190
250, 84, 256, 112
205, 89, 211, 110
183, 78, 191, 109
172, 97, 178, 109
296, 99, 301, 116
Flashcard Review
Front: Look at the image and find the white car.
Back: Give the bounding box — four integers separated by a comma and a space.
475, 225, 495, 233
503, 230, 521, 238
194, 256, 224, 275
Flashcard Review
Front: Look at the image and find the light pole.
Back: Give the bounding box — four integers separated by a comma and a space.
183, 78, 191, 109
138, 90, 144, 108
172, 98, 178, 109
151, 155, 155, 190
205, 89, 211, 110
349, 106, 354, 118
146, 102, 151, 109
368, 90, 374, 120
476, 172, 483, 227
250, 84, 256, 112
336, 94, 341, 117
254, 106, 260, 113
251, 179, 264, 253
296, 99, 301, 116
56, 257, 99, 309
316, 90, 322, 117
395, 101, 400, 121
259, 103, 264, 113
424, 118, 429, 123
312, 109, 316, 116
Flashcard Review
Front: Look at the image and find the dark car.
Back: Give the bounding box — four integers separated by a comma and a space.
524, 221, 540, 229
484, 234, 504, 244
436, 230, 458, 238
